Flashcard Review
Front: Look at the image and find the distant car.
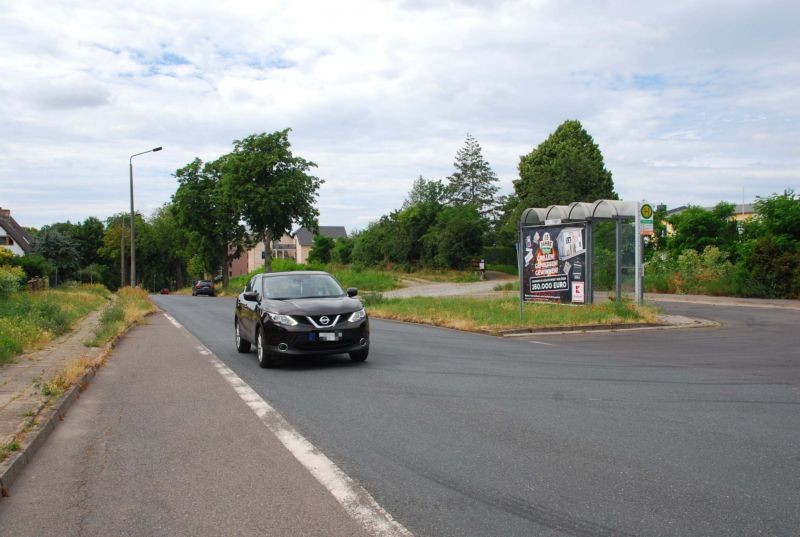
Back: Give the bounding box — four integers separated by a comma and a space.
192, 280, 215, 297
234, 271, 369, 368
160, 288, 170, 295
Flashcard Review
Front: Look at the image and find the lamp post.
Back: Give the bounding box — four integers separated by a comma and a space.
129, 146, 162, 287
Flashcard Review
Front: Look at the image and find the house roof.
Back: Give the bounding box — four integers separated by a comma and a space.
0, 207, 33, 254
293, 226, 348, 246
666, 203, 754, 216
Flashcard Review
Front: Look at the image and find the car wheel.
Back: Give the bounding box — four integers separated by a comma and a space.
235, 319, 251, 353
256, 328, 278, 368
349, 348, 369, 362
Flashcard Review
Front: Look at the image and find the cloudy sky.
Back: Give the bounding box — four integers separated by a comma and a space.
1, 0, 798, 232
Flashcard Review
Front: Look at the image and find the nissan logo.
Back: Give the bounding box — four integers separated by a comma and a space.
319, 316, 330, 325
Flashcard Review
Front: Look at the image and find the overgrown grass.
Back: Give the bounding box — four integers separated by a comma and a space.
219, 260, 402, 295
364, 295, 659, 333
88, 287, 155, 346
0, 284, 109, 365
486, 263, 518, 275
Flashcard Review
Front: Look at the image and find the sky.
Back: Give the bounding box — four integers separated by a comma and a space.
1, 0, 798, 233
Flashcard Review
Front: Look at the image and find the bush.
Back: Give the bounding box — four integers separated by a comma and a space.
0, 265, 25, 298
483, 246, 517, 265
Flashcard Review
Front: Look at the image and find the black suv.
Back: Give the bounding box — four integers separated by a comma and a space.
234, 271, 369, 368
192, 280, 215, 297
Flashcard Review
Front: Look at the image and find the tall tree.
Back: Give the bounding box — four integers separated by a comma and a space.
172, 157, 246, 287
402, 176, 449, 209
514, 120, 617, 208
225, 129, 323, 273
447, 134, 499, 213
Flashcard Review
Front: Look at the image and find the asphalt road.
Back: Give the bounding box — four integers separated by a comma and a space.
151, 294, 800, 537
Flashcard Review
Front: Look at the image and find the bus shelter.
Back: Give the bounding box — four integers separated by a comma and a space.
518, 200, 643, 306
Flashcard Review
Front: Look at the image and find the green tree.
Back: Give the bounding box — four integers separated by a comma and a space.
225, 129, 323, 273
403, 176, 450, 209
514, 120, 617, 208
667, 202, 738, 258
308, 234, 335, 265
31, 229, 80, 285
447, 134, 499, 214
421, 205, 487, 269
172, 157, 246, 287
331, 236, 354, 265
73, 217, 105, 267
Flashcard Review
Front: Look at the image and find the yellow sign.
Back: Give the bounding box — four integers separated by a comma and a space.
641, 204, 653, 219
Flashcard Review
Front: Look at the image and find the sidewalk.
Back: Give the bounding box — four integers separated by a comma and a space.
0, 312, 394, 536
0, 308, 106, 452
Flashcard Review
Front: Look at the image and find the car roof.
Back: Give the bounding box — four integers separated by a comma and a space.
262, 271, 330, 278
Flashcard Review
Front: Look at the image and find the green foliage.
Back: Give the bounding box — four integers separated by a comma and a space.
735, 236, 800, 298
514, 120, 617, 208
403, 176, 450, 208
421, 205, 487, 269
308, 235, 335, 264
331, 236, 354, 265
32, 228, 81, 283
446, 134, 499, 214
225, 129, 323, 272
483, 246, 517, 265
0, 285, 107, 364
0, 265, 25, 297
667, 203, 738, 258
17, 254, 54, 280
173, 157, 246, 287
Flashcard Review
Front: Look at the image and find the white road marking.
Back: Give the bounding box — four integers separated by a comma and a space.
195, 346, 211, 356
163, 313, 182, 329
198, 344, 413, 537
529, 340, 555, 346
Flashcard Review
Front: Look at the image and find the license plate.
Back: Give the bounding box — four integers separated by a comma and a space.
318, 332, 341, 341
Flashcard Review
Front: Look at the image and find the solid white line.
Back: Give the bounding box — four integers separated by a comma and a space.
163, 313, 182, 329
200, 346, 413, 537
529, 340, 555, 346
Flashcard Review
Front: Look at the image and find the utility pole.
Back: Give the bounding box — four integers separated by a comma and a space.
120, 221, 125, 287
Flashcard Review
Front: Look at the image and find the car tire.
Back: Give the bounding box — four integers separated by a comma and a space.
235, 319, 251, 353
256, 328, 278, 368
349, 348, 369, 362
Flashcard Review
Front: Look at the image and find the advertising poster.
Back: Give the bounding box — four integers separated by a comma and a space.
521, 222, 587, 304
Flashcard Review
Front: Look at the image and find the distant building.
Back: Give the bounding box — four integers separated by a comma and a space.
664, 203, 755, 235
228, 226, 348, 277
0, 207, 33, 256
293, 226, 347, 264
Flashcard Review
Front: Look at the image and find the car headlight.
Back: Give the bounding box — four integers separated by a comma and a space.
348, 308, 366, 323
267, 312, 298, 326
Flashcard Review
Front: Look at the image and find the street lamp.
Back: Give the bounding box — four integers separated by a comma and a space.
129, 146, 162, 287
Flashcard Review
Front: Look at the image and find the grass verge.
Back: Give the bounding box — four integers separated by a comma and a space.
87, 287, 155, 347
0, 284, 110, 365
364, 295, 659, 334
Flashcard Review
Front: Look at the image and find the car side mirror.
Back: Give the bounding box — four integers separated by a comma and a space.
347, 288, 358, 297
243, 290, 259, 302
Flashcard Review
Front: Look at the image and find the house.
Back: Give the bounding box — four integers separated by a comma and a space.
228, 226, 348, 277
664, 203, 755, 235
293, 226, 347, 264
0, 207, 33, 256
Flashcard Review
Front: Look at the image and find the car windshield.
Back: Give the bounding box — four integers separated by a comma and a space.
263, 274, 345, 300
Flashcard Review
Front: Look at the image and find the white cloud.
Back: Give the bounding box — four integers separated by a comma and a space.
0, 0, 797, 231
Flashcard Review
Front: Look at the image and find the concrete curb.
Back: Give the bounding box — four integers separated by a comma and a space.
0, 311, 153, 498
502, 317, 719, 337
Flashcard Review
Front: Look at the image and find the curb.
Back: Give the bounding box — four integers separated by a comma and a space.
501, 317, 718, 337
0, 311, 153, 499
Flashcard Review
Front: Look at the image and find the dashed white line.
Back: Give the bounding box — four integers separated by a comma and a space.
194, 343, 413, 537
163, 313, 182, 329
